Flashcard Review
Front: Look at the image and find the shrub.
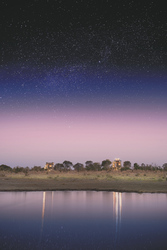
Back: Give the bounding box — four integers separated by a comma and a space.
121, 167, 130, 171
13, 166, 24, 173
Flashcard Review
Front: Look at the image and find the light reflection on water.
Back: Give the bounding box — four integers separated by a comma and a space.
0, 191, 167, 249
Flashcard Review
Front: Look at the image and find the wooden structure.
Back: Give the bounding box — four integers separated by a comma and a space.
112, 158, 121, 170
44, 162, 54, 170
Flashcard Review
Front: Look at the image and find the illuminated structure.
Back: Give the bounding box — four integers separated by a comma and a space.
44, 162, 54, 170
112, 158, 121, 170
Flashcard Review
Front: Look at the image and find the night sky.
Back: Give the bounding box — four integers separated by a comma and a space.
0, 0, 167, 168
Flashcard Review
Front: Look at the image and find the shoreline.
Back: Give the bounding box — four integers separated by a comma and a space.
0, 170, 167, 193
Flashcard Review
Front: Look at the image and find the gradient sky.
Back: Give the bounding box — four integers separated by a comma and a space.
0, 1, 167, 167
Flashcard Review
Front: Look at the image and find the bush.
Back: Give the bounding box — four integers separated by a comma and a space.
121, 167, 130, 171
13, 166, 24, 173
31, 166, 43, 171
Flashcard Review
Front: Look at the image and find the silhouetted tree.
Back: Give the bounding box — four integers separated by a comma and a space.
85, 161, 94, 171
23, 166, 30, 176
54, 163, 64, 171
102, 159, 112, 170
134, 163, 140, 170
0, 164, 12, 171
93, 162, 101, 171
162, 163, 167, 171
144, 164, 152, 170
13, 166, 24, 173
31, 166, 43, 171
123, 161, 131, 168
85, 161, 101, 171
63, 161, 73, 170
140, 163, 145, 170
85, 161, 93, 166
73, 163, 84, 172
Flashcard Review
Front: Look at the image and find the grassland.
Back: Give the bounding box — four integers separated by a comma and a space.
0, 170, 167, 193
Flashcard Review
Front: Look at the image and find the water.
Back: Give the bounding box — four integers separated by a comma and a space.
0, 191, 167, 249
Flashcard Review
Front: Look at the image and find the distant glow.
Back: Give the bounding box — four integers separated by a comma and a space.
0, 103, 167, 167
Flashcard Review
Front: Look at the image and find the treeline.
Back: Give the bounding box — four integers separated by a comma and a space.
0, 160, 167, 172
133, 163, 167, 171
0, 165, 43, 173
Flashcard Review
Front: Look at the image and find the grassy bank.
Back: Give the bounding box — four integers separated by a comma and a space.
0, 170, 167, 193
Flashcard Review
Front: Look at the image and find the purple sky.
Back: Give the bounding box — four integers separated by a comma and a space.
0, 1, 167, 168
1, 100, 167, 167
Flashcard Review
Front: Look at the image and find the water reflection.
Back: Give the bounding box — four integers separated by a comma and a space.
0, 191, 167, 249
42, 191, 46, 220
113, 192, 122, 248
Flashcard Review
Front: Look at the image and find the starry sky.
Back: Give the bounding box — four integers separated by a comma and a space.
0, 0, 167, 168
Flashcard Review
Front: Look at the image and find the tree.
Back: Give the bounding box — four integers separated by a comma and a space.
140, 163, 145, 170
54, 163, 64, 171
162, 163, 167, 171
0, 164, 12, 172
85, 161, 93, 165
92, 162, 101, 171
134, 163, 140, 170
73, 163, 84, 172
123, 161, 131, 168
102, 159, 112, 170
23, 166, 30, 176
31, 166, 42, 171
85, 161, 94, 171
13, 166, 24, 173
63, 161, 73, 170
85, 161, 101, 171
85, 161, 93, 166
145, 164, 152, 171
